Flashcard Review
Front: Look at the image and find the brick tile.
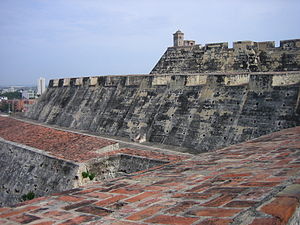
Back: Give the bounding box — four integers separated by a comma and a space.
9, 214, 41, 224
73, 188, 102, 195
294, 178, 300, 184
95, 195, 127, 207
204, 187, 248, 195
238, 188, 272, 201
201, 194, 237, 207
29, 207, 49, 214
136, 198, 161, 208
241, 182, 279, 187
62, 200, 97, 210
144, 185, 169, 191
249, 217, 281, 225
125, 191, 159, 203
13, 196, 48, 207
260, 197, 299, 224
220, 173, 252, 178
42, 210, 73, 220
224, 200, 257, 208
0, 206, 38, 218
59, 215, 97, 225
109, 201, 128, 210
110, 221, 146, 225
126, 205, 165, 221
264, 176, 286, 182
196, 218, 233, 225
166, 201, 197, 214
172, 192, 212, 200
145, 215, 198, 225
152, 178, 184, 186
57, 195, 84, 202
109, 188, 141, 195
85, 192, 112, 199
186, 183, 212, 192
0, 208, 10, 213
99, 183, 129, 192
31, 221, 54, 225
75, 205, 113, 216
188, 208, 241, 217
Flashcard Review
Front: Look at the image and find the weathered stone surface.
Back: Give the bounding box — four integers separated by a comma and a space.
0, 138, 79, 207
0, 116, 185, 207
0, 125, 299, 224
25, 72, 300, 153
151, 39, 300, 74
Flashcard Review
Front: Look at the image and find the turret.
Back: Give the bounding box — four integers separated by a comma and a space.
173, 30, 184, 47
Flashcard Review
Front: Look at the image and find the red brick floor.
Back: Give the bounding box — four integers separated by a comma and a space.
0, 116, 117, 162
0, 117, 300, 224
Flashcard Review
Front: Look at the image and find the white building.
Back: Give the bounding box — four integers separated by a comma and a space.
2, 87, 16, 93
37, 77, 46, 96
22, 90, 35, 99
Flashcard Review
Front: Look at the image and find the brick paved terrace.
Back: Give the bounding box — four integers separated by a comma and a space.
0, 116, 119, 162
0, 116, 300, 224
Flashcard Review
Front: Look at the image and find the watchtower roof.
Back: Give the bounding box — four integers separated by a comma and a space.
174, 30, 183, 34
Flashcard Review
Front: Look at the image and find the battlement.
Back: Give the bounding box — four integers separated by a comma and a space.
205, 42, 228, 49
280, 39, 300, 49
172, 38, 300, 51
48, 71, 300, 89
152, 31, 300, 74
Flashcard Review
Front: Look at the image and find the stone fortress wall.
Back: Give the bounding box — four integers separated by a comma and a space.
151, 31, 300, 74
2, 32, 300, 223
25, 72, 300, 153
0, 138, 80, 206
25, 32, 300, 153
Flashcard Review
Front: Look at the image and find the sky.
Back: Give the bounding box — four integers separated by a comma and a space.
0, 0, 300, 86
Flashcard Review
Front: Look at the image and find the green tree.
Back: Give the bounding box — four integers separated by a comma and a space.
0, 102, 9, 112
0, 91, 22, 100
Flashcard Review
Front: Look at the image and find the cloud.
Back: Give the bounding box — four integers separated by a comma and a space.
0, 0, 299, 85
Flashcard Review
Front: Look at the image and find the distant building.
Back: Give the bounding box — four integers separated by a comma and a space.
0, 99, 36, 113
2, 87, 16, 93
37, 77, 46, 96
0, 97, 8, 101
22, 90, 35, 99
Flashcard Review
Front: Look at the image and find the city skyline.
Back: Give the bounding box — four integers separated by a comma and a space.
1, 0, 300, 86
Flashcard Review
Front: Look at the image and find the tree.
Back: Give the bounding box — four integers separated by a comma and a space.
0, 91, 22, 100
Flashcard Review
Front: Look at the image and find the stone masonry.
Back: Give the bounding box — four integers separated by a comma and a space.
25, 72, 300, 154
1, 33, 300, 224
0, 118, 299, 224
151, 31, 300, 74
0, 116, 187, 207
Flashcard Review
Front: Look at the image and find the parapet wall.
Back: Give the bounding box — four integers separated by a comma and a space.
151, 39, 300, 74
48, 72, 300, 88
0, 138, 80, 206
26, 72, 300, 153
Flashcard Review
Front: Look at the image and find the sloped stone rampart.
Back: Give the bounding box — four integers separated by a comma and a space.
25, 72, 300, 153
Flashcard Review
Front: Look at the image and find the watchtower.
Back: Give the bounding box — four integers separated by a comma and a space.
173, 30, 184, 47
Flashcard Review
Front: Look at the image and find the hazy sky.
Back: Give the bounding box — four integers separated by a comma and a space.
0, 0, 300, 86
